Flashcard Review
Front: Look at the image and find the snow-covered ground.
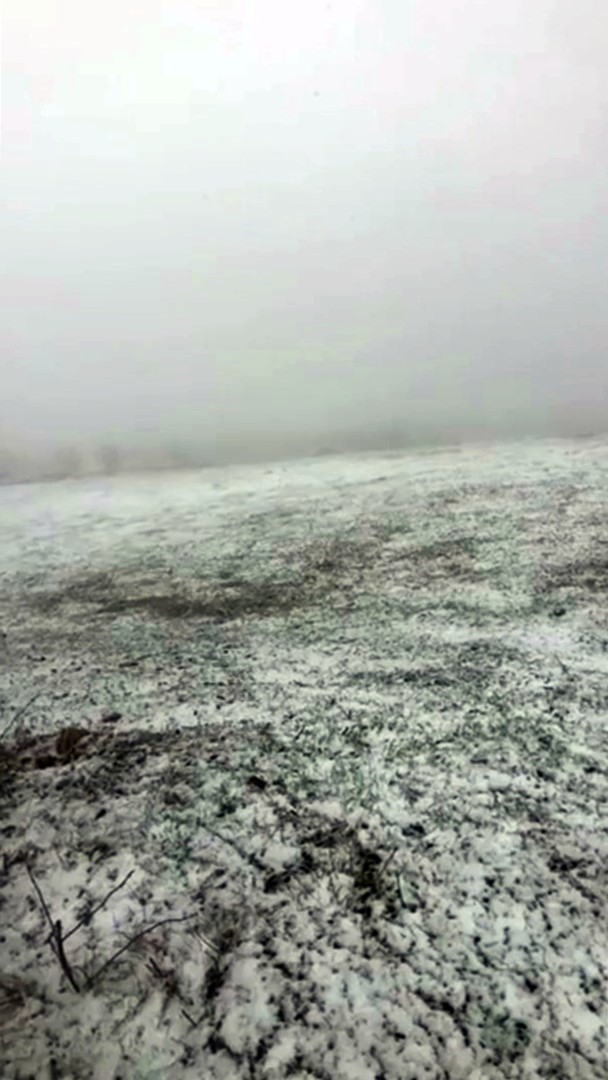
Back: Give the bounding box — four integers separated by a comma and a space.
0, 436, 607, 1079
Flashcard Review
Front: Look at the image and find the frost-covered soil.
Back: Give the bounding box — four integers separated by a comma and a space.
0, 437, 607, 1079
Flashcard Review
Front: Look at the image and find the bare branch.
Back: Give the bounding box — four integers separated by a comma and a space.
204, 825, 266, 872
26, 865, 80, 991
60, 869, 135, 944
379, 847, 398, 875
54, 920, 80, 992
26, 863, 57, 943
87, 914, 195, 988
1, 693, 40, 741
180, 1007, 198, 1028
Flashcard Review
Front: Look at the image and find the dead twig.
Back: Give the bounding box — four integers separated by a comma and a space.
59, 869, 135, 944
87, 914, 195, 989
204, 825, 266, 872
25, 862, 56, 941
54, 919, 80, 992
26, 864, 80, 991
1, 693, 40, 741
379, 847, 398, 875
190, 927, 220, 958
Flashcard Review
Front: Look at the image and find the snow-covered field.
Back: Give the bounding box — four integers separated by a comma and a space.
0, 436, 607, 1079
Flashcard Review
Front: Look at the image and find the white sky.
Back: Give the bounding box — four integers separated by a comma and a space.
2, 0, 607, 456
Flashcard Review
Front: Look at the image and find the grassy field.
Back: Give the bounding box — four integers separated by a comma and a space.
0, 436, 606, 1078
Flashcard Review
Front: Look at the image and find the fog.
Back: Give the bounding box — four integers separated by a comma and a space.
2, 0, 607, 476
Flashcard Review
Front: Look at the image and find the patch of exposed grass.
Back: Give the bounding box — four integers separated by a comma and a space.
386, 536, 484, 581
102, 581, 310, 621
25, 533, 386, 623
535, 553, 608, 609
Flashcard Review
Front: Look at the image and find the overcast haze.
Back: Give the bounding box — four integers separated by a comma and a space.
2, 0, 607, 471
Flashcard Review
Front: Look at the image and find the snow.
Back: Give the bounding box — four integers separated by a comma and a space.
0, 436, 607, 1077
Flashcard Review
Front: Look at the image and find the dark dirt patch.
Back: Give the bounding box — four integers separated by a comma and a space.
28, 573, 116, 613
27, 575, 315, 622
534, 554, 608, 613
543, 557, 608, 593
387, 537, 484, 582
0, 725, 96, 781
345, 640, 526, 701
22, 534, 385, 623
297, 822, 400, 919
101, 580, 311, 621
347, 667, 454, 689
0, 722, 272, 806
449, 640, 524, 667
349, 844, 386, 916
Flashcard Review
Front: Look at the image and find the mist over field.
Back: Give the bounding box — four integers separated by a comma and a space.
2, 0, 608, 480
1, 4, 608, 1077
1, 436, 607, 1076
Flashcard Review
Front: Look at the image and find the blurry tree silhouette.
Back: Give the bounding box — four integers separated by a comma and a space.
99, 444, 121, 474
53, 445, 82, 479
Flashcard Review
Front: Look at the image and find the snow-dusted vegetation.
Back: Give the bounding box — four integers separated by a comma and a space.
1, 437, 606, 1078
